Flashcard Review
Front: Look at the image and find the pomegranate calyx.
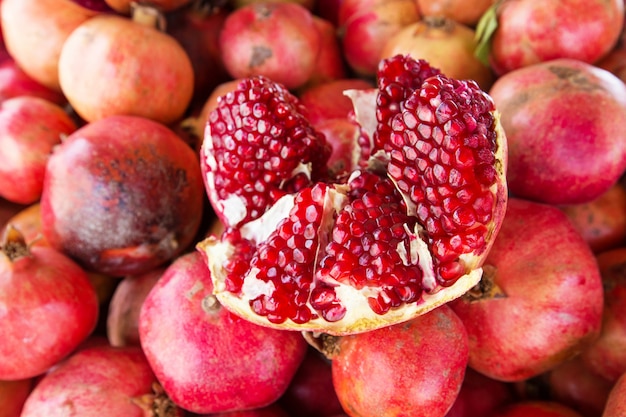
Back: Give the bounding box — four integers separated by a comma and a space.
1, 225, 31, 261
464, 264, 506, 301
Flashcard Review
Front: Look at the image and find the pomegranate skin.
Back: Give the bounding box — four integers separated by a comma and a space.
40, 115, 204, 276
603, 372, 626, 417
489, 0, 624, 75
450, 198, 604, 382
139, 251, 308, 414
489, 58, 626, 205
331, 305, 469, 417
489, 401, 585, 417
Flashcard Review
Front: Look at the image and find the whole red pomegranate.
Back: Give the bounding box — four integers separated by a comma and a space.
581, 247, 626, 382
139, 251, 308, 414
218, 2, 322, 90
328, 304, 469, 417
488, 0, 624, 75
197, 55, 508, 335
0, 60, 67, 105
0, 227, 99, 380
0, 96, 77, 204
338, 0, 421, 76
603, 372, 626, 417
380, 17, 495, 90
40, 115, 205, 276
58, 6, 194, 124
445, 368, 515, 417
450, 198, 604, 382
19, 344, 183, 416
488, 58, 626, 205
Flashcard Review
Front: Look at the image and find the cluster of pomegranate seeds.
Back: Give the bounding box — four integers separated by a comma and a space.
204, 75, 331, 227
247, 183, 331, 324
375, 56, 500, 286
318, 171, 424, 315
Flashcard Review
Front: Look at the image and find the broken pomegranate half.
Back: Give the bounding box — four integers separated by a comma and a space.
197, 55, 508, 335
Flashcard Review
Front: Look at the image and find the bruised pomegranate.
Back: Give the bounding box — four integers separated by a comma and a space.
197, 54, 507, 335
139, 251, 308, 414
327, 305, 469, 417
489, 58, 626, 205
40, 115, 204, 276
450, 198, 604, 382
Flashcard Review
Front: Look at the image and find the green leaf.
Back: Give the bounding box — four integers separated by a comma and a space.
474, 1, 500, 67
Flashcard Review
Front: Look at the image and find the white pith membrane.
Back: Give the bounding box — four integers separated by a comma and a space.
197, 77, 508, 336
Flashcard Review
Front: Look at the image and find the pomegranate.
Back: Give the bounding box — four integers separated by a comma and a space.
107, 267, 165, 347
197, 54, 508, 335
62, 0, 115, 13
0, 226, 99, 380
450, 198, 604, 382
415, 0, 496, 26
0, 96, 77, 204
218, 2, 322, 90
0, 203, 48, 247
58, 5, 194, 124
196, 403, 291, 417
544, 356, 613, 417
279, 348, 345, 417
603, 372, 626, 417
0, 0, 95, 91
581, 247, 626, 382
232, 0, 315, 9
0, 60, 67, 105
380, 17, 495, 91
559, 184, 626, 253
488, 58, 626, 205
489, 401, 585, 417
40, 115, 205, 276
487, 0, 624, 75
445, 367, 515, 417
315, 117, 362, 176
338, 0, 421, 77
139, 251, 308, 414
0, 378, 32, 417
19, 344, 183, 416
597, 44, 626, 83
327, 305, 469, 417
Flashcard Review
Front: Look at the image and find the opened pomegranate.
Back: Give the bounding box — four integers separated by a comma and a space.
197, 54, 508, 335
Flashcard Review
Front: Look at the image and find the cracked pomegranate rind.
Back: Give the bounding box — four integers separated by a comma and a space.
198, 56, 507, 335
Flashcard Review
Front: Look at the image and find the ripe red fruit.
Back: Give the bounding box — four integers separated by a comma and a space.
603, 372, 626, 417
415, 0, 496, 26
139, 251, 308, 414
488, 0, 625, 75
40, 115, 205, 276
0, 60, 67, 105
219, 2, 322, 90
19, 344, 182, 416
450, 198, 604, 382
198, 55, 508, 335
445, 368, 515, 417
0, 227, 99, 380
328, 305, 469, 417
489, 58, 626, 205
0, 96, 77, 204
58, 8, 195, 124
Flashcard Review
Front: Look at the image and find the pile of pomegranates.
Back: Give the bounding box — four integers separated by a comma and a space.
1, 0, 626, 416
